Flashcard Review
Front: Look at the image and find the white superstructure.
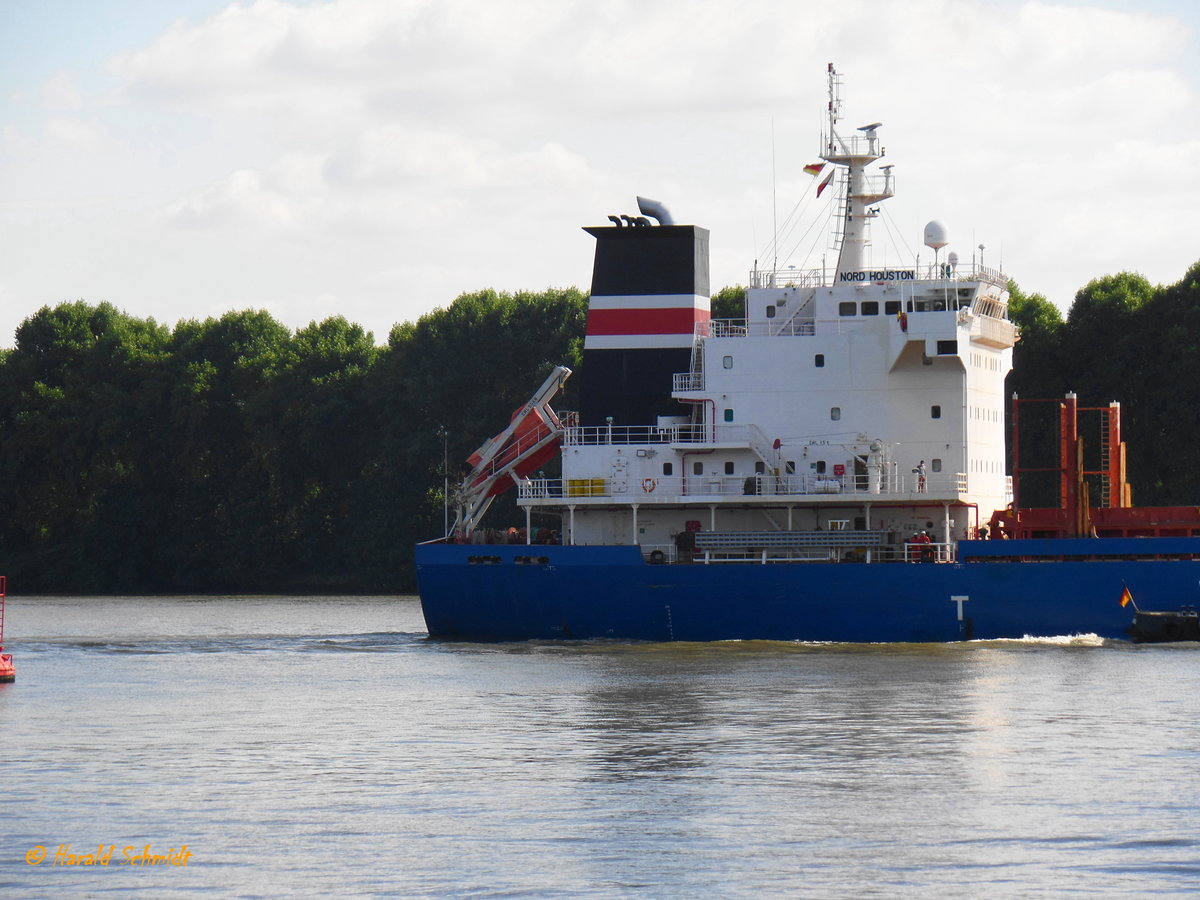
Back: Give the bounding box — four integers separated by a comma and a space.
482, 66, 1017, 561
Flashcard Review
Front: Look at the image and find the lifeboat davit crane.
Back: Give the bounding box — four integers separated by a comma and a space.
453, 366, 572, 537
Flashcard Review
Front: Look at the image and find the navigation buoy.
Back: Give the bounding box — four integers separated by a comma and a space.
0, 576, 13, 683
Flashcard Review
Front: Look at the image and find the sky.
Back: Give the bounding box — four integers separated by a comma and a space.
2, 0, 1199, 347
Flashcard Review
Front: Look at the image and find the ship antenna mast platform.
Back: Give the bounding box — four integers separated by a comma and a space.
820, 63, 894, 278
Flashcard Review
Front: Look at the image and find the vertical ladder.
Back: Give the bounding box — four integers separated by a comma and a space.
1097, 415, 1112, 507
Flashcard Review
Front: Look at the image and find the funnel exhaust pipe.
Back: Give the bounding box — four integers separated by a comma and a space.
637, 196, 674, 226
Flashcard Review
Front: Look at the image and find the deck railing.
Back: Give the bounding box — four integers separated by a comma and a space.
518, 472, 970, 500
748, 263, 1009, 291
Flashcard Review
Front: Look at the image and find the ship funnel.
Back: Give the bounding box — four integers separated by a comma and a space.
637, 196, 675, 226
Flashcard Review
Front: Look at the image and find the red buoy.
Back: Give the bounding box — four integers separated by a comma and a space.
0, 577, 14, 683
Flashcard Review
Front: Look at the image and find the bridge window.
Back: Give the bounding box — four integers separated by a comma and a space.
885, 300, 901, 315
862, 301, 879, 316
838, 302, 857, 316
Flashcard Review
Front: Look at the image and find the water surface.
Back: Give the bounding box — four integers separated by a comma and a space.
1, 595, 1197, 897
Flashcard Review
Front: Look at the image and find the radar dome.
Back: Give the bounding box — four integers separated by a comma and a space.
923, 221, 948, 250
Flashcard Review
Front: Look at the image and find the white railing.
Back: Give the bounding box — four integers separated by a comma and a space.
749, 267, 828, 289
698, 309, 966, 340
748, 263, 1009, 291
673, 372, 704, 392
518, 472, 970, 501
562, 425, 676, 446
692, 542, 954, 565
563, 423, 762, 446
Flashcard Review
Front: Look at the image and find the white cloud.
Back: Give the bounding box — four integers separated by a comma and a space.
2, 0, 1199, 349
41, 71, 83, 111
43, 115, 108, 150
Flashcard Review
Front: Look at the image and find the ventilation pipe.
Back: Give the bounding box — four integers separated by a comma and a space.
637, 196, 675, 226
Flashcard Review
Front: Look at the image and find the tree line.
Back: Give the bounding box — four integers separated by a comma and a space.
1006, 262, 1200, 507
0, 261, 1195, 593
0, 290, 586, 593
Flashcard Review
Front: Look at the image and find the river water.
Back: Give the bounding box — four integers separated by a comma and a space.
1, 595, 1198, 898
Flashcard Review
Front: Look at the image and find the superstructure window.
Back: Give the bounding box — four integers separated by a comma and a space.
766, 305, 777, 318
815, 461, 827, 474
755, 461, 765, 474
662, 462, 673, 476
838, 302, 857, 317
723, 355, 734, 369
831, 407, 841, 421
931, 405, 942, 419
885, 300, 901, 315
861, 301, 879, 316
931, 459, 942, 472
815, 354, 825, 367
724, 408, 734, 422
724, 461, 735, 475
693, 462, 704, 475
936, 340, 958, 355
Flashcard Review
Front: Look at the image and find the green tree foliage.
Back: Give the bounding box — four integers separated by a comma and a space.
0, 289, 586, 593
1112, 264, 1200, 504
710, 285, 746, 320
1004, 282, 1066, 507
1007, 266, 1200, 507
1007, 279, 1065, 397
3, 265, 1199, 594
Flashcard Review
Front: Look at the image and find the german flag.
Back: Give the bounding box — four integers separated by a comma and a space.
1119, 585, 1134, 608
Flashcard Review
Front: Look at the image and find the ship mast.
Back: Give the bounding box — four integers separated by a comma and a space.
821, 63, 894, 278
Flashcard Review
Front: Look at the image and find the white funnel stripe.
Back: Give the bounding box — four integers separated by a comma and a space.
588, 294, 711, 311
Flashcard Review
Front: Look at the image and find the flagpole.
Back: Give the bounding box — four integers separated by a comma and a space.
1121, 580, 1140, 613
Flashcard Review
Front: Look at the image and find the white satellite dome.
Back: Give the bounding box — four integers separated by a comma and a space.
923, 220, 948, 251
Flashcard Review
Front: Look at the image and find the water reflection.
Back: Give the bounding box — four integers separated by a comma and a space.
6, 598, 1200, 897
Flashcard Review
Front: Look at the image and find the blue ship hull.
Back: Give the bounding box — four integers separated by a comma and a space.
415, 539, 1200, 642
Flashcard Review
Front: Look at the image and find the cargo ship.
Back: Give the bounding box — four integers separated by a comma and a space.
416, 65, 1200, 642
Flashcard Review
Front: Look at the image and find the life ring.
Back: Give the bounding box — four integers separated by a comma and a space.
649, 549, 666, 564
641, 478, 658, 493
